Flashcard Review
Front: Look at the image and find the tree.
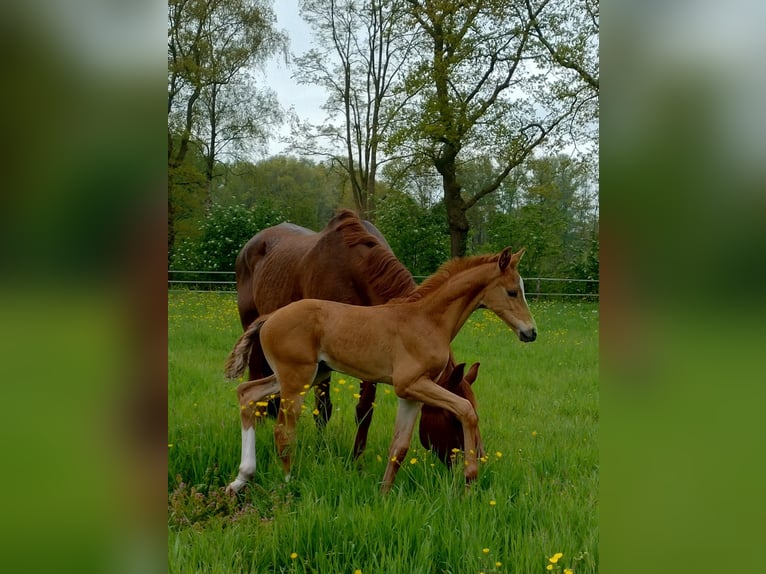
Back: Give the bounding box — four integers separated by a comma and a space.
375, 189, 449, 276
168, 0, 287, 255
293, 0, 417, 220
390, 0, 596, 256
486, 153, 596, 277
214, 156, 351, 230
526, 0, 599, 94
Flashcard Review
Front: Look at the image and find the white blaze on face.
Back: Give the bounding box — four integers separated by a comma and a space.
520, 276, 528, 304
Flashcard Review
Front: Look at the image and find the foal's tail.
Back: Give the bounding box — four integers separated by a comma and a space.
224, 314, 271, 380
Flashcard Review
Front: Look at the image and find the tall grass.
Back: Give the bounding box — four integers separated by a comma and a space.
168, 292, 598, 573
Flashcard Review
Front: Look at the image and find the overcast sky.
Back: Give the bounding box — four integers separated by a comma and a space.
260, 0, 327, 157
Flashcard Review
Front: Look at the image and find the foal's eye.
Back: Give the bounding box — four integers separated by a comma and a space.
507, 289, 518, 298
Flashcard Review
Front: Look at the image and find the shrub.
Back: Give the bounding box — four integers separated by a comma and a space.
171, 203, 286, 271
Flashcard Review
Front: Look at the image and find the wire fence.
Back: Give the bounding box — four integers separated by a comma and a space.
168, 270, 599, 299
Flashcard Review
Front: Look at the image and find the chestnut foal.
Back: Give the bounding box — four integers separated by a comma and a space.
225, 247, 536, 493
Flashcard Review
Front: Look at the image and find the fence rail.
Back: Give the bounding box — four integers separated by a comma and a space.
168, 270, 598, 299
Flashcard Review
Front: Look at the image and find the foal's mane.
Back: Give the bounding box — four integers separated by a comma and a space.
402, 253, 501, 302
328, 210, 417, 301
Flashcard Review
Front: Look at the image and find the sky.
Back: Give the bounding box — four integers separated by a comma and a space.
260, 0, 328, 157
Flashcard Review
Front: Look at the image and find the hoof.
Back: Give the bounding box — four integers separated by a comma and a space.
226, 479, 246, 494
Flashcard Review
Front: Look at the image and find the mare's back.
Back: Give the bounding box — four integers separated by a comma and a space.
235, 222, 316, 328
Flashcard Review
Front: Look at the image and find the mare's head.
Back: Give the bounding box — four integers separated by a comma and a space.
482, 247, 537, 342
419, 362, 483, 466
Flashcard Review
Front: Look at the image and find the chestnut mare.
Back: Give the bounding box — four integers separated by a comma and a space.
234, 209, 479, 461
225, 247, 537, 493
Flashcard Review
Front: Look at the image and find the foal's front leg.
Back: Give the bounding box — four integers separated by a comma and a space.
398, 377, 480, 487
380, 397, 422, 493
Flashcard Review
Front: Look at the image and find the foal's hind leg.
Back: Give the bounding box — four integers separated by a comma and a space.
226, 376, 280, 494
273, 366, 316, 481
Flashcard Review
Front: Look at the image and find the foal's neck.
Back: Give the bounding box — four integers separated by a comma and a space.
420, 262, 494, 341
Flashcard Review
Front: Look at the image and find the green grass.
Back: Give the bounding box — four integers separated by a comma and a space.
168, 292, 598, 573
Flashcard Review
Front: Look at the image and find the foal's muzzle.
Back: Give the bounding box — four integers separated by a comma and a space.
519, 328, 537, 342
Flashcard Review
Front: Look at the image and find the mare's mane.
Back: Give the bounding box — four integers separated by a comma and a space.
402, 253, 501, 303
328, 209, 417, 302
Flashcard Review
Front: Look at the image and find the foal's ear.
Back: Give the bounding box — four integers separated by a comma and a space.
510, 247, 526, 266
498, 247, 512, 271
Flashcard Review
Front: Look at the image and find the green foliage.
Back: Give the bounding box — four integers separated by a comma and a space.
168, 292, 599, 573
171, 203, 286, 271
375, 190, 450, 276
215, 156, 348, 231
465, 154, 598, 280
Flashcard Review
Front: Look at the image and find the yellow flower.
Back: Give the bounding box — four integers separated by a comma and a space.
489, 500, 496, 506
168, 444, 174, 448
353, 393, 361, 399
391, 456, 397, 462
495, 562, 502, 567
549, 552, 564, 564
354, 570, 362, 574
482, 548, 490, 554
338, 378, 347, 385
312, 408, 320, 416
532, 430, 538, 437
409, 458, 418, 465
256, 401, 268, 407
290, 552, 297, 560
546, 566, 553, 571
376, 455, 382, 462
564, 569, 573, 574
495, 451, 503, 458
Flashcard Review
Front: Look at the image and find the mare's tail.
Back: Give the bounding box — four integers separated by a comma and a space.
224, 314, 271, 380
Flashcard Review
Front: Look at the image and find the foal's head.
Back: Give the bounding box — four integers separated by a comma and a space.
481, 247, 537, 342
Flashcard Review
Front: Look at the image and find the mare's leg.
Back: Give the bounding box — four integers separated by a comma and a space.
313, 373, 332, 428
398, 377, 480, 487
380, 397, 422, 493
226, 376, 280, 494
352, 380, 377, 459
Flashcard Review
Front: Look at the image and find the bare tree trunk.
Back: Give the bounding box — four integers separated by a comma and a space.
438, 151, 469, 257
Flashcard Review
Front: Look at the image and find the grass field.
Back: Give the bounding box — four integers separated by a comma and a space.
168, 292, 598, 573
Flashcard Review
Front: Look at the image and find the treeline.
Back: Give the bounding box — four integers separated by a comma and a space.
169, 0, 599, 271
169, 152, 598, 287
